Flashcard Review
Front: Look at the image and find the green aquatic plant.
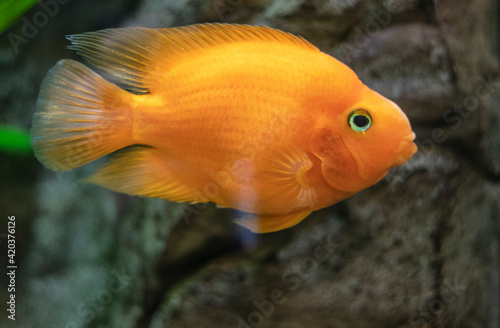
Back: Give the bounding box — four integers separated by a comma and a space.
0, 125, 32, 155
0, 0, 39, 34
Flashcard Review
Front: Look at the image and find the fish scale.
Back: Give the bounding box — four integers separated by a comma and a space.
31, 23, 417, 233
136, 93, 299, 187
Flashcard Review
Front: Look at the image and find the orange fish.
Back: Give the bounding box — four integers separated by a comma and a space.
31, 23, 417, 233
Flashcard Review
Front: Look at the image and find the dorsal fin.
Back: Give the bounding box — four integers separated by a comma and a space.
66, 23, 319, 94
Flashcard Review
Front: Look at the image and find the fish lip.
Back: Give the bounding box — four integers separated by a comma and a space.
401, 132, 416, 144
392, 132, 417, 166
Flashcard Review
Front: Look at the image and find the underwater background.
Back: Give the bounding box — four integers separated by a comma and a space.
1, 0, 499, 327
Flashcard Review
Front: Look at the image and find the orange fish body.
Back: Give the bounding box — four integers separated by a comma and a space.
31, 24, 417, 233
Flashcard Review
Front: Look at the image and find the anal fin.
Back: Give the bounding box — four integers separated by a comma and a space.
233, 210, 313, 233
86, 146, 208, 203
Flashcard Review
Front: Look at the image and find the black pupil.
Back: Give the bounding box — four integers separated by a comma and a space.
353, 115, 369, 128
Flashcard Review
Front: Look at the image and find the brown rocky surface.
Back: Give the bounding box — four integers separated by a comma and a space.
0, 1, 498, 327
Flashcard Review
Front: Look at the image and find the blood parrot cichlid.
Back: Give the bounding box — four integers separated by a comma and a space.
31, 23, 417, 233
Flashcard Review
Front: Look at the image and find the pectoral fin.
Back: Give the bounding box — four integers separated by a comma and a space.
255, 144, 317, 209
233, 210, 313, 233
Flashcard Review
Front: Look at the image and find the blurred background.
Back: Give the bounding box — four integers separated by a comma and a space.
0, 0, 499, 327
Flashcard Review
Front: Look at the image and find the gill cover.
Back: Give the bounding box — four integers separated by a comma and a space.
309, 124, 365, 193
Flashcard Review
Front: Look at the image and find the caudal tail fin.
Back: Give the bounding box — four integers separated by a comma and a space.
31, 59, 133, 171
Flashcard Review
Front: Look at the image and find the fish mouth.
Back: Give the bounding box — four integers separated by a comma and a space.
392, 132, 417, 167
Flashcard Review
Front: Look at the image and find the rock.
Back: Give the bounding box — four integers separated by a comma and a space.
480, 91, 500, 176
346, 23, 456, 123
257, 0, 378, 50
2, 0, 499, 328
123, 0, 210, 27
433, 0, 499, 94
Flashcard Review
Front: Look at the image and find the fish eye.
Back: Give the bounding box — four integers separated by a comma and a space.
348, 109, 372, 132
